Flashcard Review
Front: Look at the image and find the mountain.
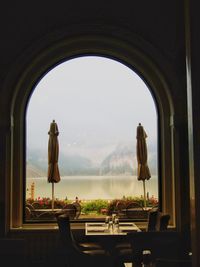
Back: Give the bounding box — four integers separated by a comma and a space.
100, 144, 157, 176
26, 163, 46, 178
58, 154, 99, 175
26, 148, 99, 177
26, 143, 157, 177
100, 144, 135, 175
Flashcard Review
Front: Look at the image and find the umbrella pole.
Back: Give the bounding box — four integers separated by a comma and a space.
143, 180, 147, 208
52, 182, 54, 211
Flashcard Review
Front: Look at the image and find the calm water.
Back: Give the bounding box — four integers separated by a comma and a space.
26, 176, 158, 201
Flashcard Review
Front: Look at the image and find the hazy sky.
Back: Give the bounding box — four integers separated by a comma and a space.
26, 56, 157, 164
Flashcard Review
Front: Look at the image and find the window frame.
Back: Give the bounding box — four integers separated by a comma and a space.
8, 32, 176, 229
24, 55, 160, 224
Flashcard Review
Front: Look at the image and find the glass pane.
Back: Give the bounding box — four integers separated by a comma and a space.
25, 56, 158, 222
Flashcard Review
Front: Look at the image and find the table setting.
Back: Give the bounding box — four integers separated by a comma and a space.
85, 214, 140, 235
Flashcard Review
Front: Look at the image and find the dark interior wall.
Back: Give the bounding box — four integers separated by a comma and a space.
0, 0, 184, 76
0, 0, 189, 223
0, 0, 188, 136
185, 1, 200, 266
0, 0, 193, 264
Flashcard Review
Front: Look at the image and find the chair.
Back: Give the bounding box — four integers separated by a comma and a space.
37, 211, 56, 220
54, 208, 102, 250
155, 213, 170, 231
55, 211, 102, 250
25, 204, 39, 220
25, 206, 32, 220
72, 201, 82, 219
117, 210, 159, 251
128, 231, 189, 267
62, 203, 77, 219
116, 201, 126, 218
26, 203, 58, 221
116, 210, 170, 263
25, 203, 35, 219
32, 201, 41, 209
26, 203, 35, 211
125, 202, 146, 220
146, 210, 159, 231
56, 214, 116, 267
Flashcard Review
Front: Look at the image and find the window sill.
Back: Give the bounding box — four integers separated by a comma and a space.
10, 221, 151, 232
10, 222, 86, 232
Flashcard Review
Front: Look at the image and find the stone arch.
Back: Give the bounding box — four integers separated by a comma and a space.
2, 25, 178, 227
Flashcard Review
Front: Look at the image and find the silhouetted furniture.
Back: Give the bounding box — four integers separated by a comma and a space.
117, 210, 159, 249
125, 202, 147, 220
155, 258, 192, 267
25, 204, 61, 220
26, 202, 35, 210
155, 213, 170, 231
62, 203, 77, 219
37, 211, 56, 219
72, 201, 82, 219
54, 202, 81, 220
128, 231, 190, 267
55, 211, 103, 251
116, 201, 126, 218
146, 209, 159, 231
56, 214, 117, 267
25, 206, 32, 220
31, 201, 41, 209
116, 210, 170, 263
25, 203, 38, 220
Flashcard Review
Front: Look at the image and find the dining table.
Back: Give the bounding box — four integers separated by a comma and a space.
85, 221, 140, 266
85, 221, 141, 235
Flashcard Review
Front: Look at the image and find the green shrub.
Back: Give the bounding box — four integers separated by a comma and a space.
82, 199, 109, 214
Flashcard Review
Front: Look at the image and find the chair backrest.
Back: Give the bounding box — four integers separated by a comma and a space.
63, 204, 77, 219
72, 202, 81, 219
56, 214, 76, 252
56, 214, 84, 267
25, 206, 32, 220
126, 201, 144, 210
26, 203, 35, 210
116, 201, 126, 211
32, 201, 41, 209
38, 211, 56, 219
155, 213, 170, 231
147, 210, 159, 231
126, 201, 146, 219
147, 210, 170, 232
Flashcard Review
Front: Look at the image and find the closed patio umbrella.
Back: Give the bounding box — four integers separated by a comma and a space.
136, 123, 151, 208
47, 120, 60, 210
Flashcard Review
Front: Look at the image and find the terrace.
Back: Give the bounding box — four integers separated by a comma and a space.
25, 196, 158, 221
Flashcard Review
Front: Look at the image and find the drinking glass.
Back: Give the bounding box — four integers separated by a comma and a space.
112, 213, 116, 223
105, 216, 110, 231
114, 217, 119, 233
109, 220, 113, 232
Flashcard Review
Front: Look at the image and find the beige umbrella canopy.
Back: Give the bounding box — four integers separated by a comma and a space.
136, 123, 151, 208
48, 120, 60, 210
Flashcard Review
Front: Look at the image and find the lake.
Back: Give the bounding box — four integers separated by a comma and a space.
26, 176, 158, 201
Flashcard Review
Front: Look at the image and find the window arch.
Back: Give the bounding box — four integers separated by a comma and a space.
25, 55, 159, 221
8, 30, 175, 228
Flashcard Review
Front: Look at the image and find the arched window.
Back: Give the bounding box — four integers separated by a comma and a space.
9, 32, 175, 228
25, 56, 158, 222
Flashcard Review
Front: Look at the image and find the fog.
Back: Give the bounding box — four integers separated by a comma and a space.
26, 56, 157, 164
